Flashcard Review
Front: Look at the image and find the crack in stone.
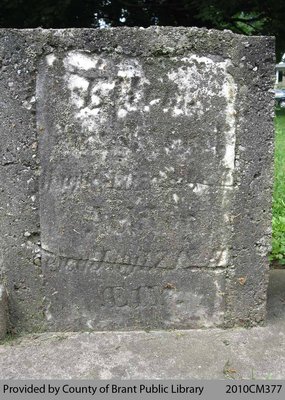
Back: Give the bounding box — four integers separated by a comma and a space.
41, 247, 228, 271
0, 161, 18, 166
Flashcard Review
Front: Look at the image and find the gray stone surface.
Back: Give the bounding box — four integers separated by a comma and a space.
0, 270, 284, 379
0, 27, 275, 332
0, 30, 46, 333
0, 285, 8, 339
41, 255, 226, 330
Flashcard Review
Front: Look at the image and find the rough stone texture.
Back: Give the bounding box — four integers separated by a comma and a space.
0, 30, 45, 333
0, 27, 275, 332
0, 285, 8, 339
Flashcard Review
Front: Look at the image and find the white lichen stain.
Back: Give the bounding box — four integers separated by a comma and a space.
86, 320, 94, 329
173, 107, 184, 116
95, 81, 115, 94
256, 236, 271, 257
221, 62, 237, 187
64, 51, 96, 71
213, 278, 221, 292
45, 303, 53, 321
210, 249, 229, 267
120, 104, 136, 113
101, 150, 108, 162
64, 53, 149, 138
171, 139, 182, 149
168, 56, 237, 267
22, 100, 32, 110
117, 67, 140, 78
118, 109, 128, 118
91, 94, 101, 106
159, 171, 167, 178
46, 54, 56, 66
98, 62, 106, 70
77, 107, 100, 121
113, 171, 132, 188
67, 74, 90, 109
144, 105, 150, 112
168, 56, 237, 186
149, 98, 161, 106
168, 56, 235, 122
173, 193, 179, 203
116, 60, 149, 115
193, 183, 208, 195
167, 55, 237, 187
118, 220, 127, 227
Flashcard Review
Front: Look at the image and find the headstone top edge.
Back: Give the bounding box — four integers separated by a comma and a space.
0, 26, 275, 40
0, 26, 274, 63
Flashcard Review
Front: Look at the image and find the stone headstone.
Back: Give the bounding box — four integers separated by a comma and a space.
0, 28, 275, 331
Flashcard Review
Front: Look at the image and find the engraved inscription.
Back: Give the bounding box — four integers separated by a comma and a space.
43, 252, 165, 311
100, 285, 161, 308
38, 51, 236, 271
41, 251, 226, 329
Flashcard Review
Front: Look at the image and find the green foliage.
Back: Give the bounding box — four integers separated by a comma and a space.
194, 3, 267, 35
231, 11, 267, 35
270, 110, 285, 264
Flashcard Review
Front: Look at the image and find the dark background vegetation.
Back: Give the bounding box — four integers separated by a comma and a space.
0, 0, 284, 59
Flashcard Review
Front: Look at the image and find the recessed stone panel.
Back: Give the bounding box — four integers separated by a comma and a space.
38, 52, 236, 269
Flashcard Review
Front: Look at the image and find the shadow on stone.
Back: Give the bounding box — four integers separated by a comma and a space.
267, 269, 285, 322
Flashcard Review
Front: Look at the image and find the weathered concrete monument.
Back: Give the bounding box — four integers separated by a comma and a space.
0, 27, 274, 333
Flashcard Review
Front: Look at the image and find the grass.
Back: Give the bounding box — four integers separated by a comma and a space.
270, 109, 285, 266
